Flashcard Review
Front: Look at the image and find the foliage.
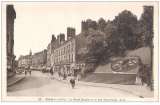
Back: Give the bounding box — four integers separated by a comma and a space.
85, 28, 106, 63
83, 7, 153, 70
97, 18, 106, 31
104, 22, 126, 57
139, 6, 153, 47
113, 10, 138, 50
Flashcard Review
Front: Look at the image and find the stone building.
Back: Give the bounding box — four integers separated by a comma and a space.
47, 19, 97, 73
46, 43, 51, 67
50, 27, 88, 76
31, 49, 47, 68
18, 50, 32, 68
50, 30, 75, 74
67, 27, 75, 40
18, 55, 31, 68
6, 5, 16, 77
18, 49, 47, 69
58, 33, 65, 45
51, 33, 65, 66
81, 19, 97, 32
51, 38, 76, 67
51, 34, 57, 54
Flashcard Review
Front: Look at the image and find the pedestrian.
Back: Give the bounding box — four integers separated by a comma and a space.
63, 73, 67, 80
28, 66, 31, 76
29, 70, 31, 76
70, 76, 76, 89
50, 67, 54, 79
63, 65, 67, 80
58, 70, 61, 78
25, 70, 27, 76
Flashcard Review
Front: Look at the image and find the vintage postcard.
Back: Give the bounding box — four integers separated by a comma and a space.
1, 1, 159, 102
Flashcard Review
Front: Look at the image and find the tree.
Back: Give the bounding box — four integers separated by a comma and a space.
113, 10, 138, 49
86, 19, 98, 30
86, 28, 106, 64
138, 6, 154, 90
139, 6, 153, 47
104, 21, 117, 39
98, 17, 106, 31
104, 21, 126, 57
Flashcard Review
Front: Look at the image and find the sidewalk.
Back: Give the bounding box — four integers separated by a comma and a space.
7, 73, 25, 87
52, 72, 154, 98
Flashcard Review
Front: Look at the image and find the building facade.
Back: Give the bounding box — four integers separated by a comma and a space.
18, 55, 31, 68
6, 5, 16, 75
67, 27, 75, 40
31, 50, 47, 68
46, 43, 51, 67
18, 51, 32, 68
51, 38, 76, 66
81, 19, 97, 33
18, 49, 47, 69
50, 27, 88, 76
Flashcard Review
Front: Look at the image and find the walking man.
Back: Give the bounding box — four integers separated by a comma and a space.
28, 66, 31, 76
29, 70, 31, 76
25, 70, 27, 76
70, 75, 76, 89
50, 67, 54, 79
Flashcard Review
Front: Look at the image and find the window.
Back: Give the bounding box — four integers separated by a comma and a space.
59, 48, 61, 55
69, 54, 70, 63
72, 54, 73, 62
58, 50, 59, 56
63, 47, 64, 55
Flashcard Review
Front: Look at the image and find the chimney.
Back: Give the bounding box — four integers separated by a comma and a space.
67, 27, 75, 40
51, 34, 56, 43
81, 20, 88, 32
58, 33, 65, 45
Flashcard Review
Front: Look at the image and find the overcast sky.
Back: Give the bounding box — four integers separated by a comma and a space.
8, 2, 153, 59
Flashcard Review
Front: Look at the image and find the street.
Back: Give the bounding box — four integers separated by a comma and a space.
7, 71, 138, 98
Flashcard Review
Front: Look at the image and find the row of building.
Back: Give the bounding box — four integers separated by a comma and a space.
7, 4, 99, 76
18, 49, 47, 69
18, 18, 98, 75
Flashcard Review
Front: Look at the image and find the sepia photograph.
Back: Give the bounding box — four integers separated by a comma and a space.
1, 1, 159, 102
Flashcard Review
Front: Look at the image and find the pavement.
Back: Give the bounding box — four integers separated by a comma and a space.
51, 72, 154, 98
7, 71, 154, 98
7, 73, 25, 87
8, 71, 139, 98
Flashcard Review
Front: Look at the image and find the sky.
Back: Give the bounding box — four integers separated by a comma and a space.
8, 2, 153, 59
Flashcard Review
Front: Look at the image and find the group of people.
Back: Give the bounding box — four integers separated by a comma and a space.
49, 65, 80, 89
24, 66, 32, 76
